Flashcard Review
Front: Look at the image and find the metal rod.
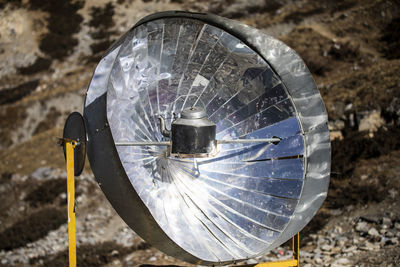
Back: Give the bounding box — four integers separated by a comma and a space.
217, 138, 281, 144
115, 141, 171, 146
115, 138, 281, 146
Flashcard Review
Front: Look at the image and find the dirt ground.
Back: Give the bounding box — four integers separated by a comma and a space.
0, 0, 399, 266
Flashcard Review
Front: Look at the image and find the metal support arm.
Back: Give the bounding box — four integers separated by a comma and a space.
115, 138, 281, 147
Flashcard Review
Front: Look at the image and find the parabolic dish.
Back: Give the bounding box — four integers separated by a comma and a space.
83, 11, 330, 265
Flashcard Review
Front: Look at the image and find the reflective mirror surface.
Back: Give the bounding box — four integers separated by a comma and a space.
84, 12, 330, 265
107, 18, 303, 262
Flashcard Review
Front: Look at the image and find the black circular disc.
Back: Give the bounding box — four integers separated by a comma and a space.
63, 112, 87, 176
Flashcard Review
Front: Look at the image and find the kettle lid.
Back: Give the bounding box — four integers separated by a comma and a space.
180, 107, 206, 119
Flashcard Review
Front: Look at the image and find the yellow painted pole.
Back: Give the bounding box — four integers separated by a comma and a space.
66, 142, 77, 267
293, 233, 299, 265
255, 233, 299, 267
255, 259, 298, 267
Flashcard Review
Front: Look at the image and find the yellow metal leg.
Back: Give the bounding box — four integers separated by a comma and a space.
66, 142, 77, 267
255, 233, 299, 267
293, 233, 299, 265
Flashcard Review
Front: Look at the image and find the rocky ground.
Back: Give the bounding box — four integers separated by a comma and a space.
0, 0, 399, 266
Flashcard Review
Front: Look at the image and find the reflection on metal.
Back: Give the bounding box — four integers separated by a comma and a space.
83, 11, 330, 265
